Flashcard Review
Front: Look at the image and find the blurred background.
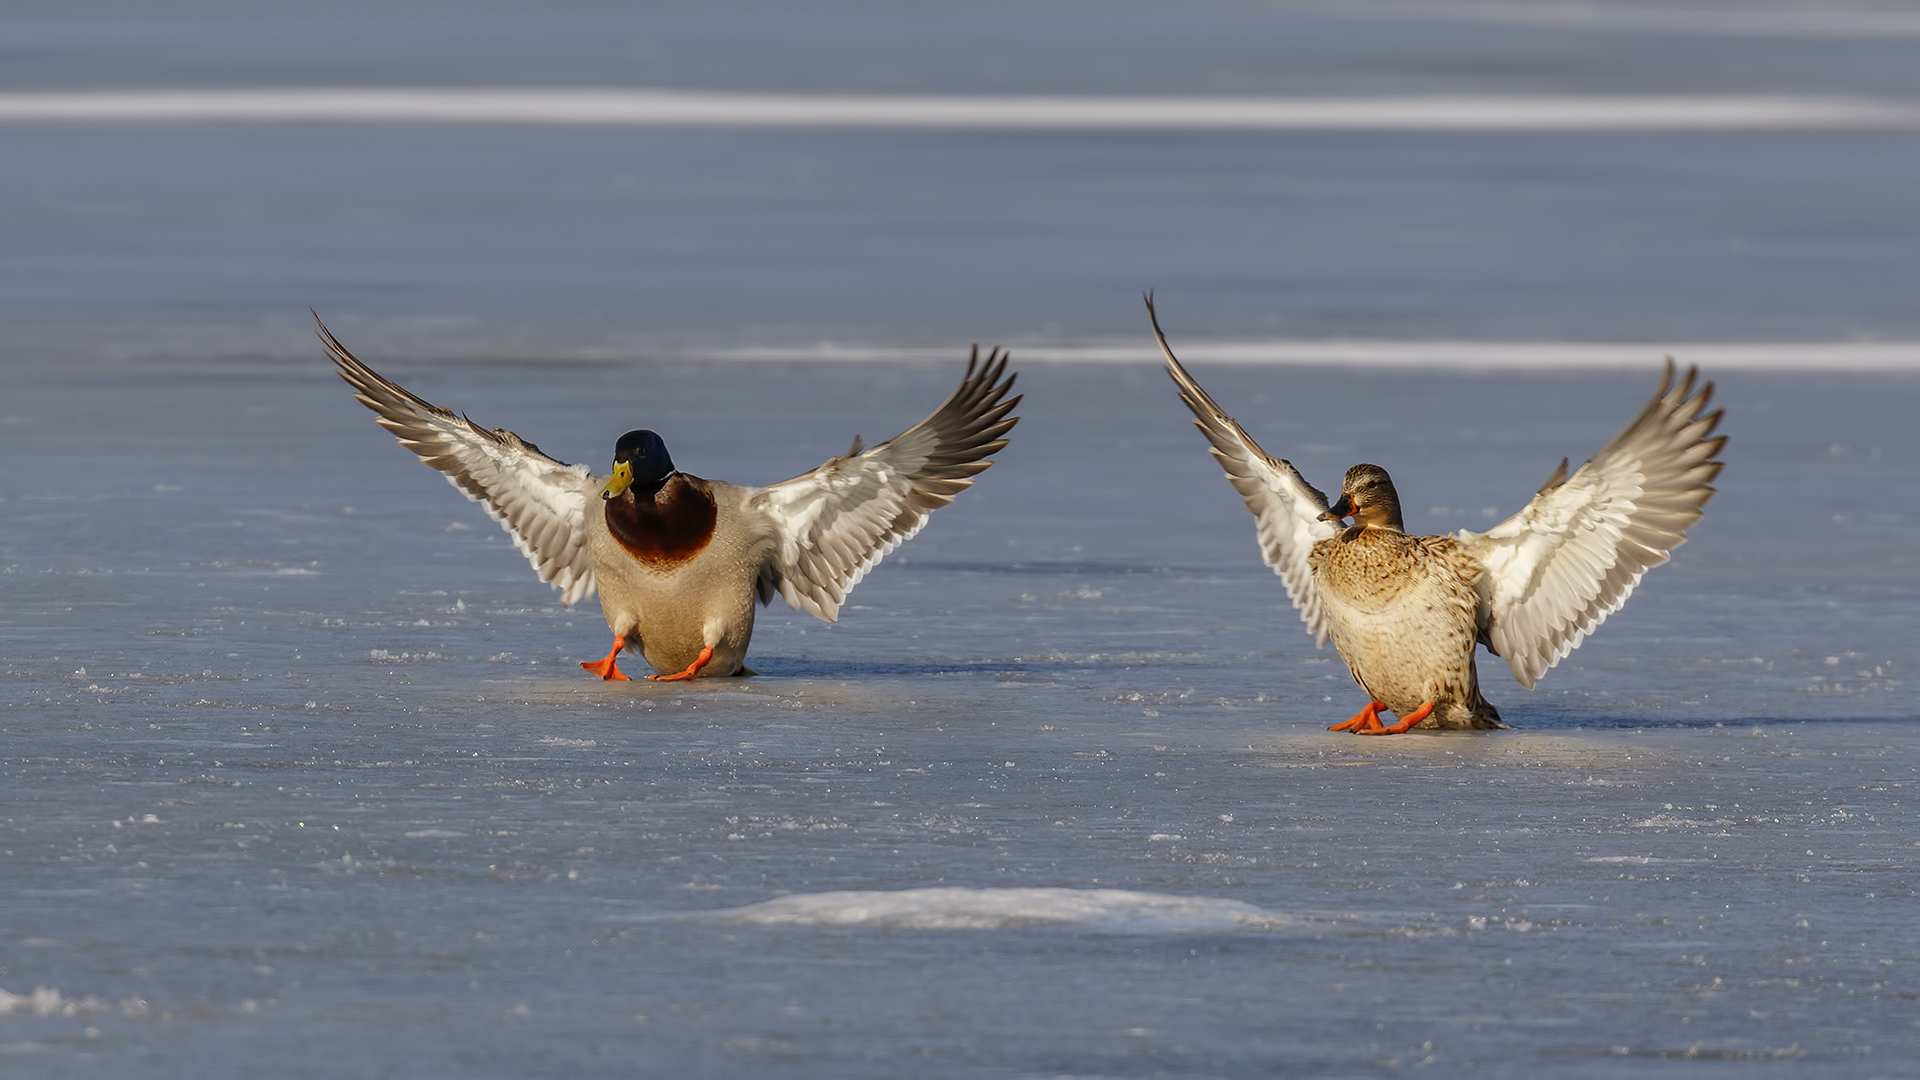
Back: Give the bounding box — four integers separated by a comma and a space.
5, 0, 1920, 363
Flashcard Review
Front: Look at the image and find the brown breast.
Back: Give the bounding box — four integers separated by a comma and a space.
1311, 526, 1442, 612
604, 474, 718, 569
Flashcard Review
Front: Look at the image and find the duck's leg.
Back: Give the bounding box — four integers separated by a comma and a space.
1357, 701, 1435, 736
580, 637, 632, 681
1329, 701, 1387, 733
648, 645, 714, 683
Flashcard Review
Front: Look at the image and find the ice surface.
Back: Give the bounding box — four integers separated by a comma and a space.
699, 887, 1300, 932
8, 5, 1920, 360
4, 2, 1920, 1077
3, 356, 1916, 1076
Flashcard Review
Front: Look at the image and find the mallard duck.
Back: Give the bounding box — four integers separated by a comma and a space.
321, 319, 1019, 681
1148, 299, 1725, 734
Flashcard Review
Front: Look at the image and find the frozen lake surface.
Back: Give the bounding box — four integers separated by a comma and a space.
8, 1, 1920, 359
2, 357, 1916, 1075
5, 0, 1920, 1075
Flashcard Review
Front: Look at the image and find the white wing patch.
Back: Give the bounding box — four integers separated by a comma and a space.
749, 348, 1020, 622
320, 318, 602, 607
1460, 360, 1726, 689
1150, 298, 1341, 645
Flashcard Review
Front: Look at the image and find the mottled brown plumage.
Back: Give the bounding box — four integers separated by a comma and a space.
1310, 512, 1503, 730
1305, 464, 1499, 728
1150, 297, 1725, 733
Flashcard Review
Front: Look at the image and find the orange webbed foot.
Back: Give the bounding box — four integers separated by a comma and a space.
580, 637, 632, 681
1330, 701, 1387, 733
1357, 701, 1435, 736
648, 645, 714, 682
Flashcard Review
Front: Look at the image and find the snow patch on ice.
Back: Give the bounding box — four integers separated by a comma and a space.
367, 649, 449, 663
1632, 814, 1734, 829
1018, 652, 1205, 665
702, 887, 1298, 932
0, 986, 108, 1017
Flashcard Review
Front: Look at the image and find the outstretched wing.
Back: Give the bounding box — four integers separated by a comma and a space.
320, 316, 602, 607
749, 347, 1020, 621
1149, 296, 1340, 645
1459, 360, 1726, 689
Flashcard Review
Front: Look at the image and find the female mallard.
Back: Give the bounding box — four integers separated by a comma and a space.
322, 320, 1019, 681
1148, 299, 1725, 734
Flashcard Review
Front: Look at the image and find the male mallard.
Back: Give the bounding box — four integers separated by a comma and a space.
322, 320, 1019, 681
1148, 299, 1725, 734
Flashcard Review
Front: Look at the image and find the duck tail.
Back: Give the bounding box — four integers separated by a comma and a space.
1468, 691, 1507, 730
1457, 658, 1508, 729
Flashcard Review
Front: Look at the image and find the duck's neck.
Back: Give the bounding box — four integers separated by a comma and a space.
632, 474, 671, 502
1350, 501, 1404, 532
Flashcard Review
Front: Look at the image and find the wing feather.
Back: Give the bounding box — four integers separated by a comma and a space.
1149, 297, 1340, 645
1460, 360, 1727, 688
747, 348, 1020, 621
319, 316, 601, 606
